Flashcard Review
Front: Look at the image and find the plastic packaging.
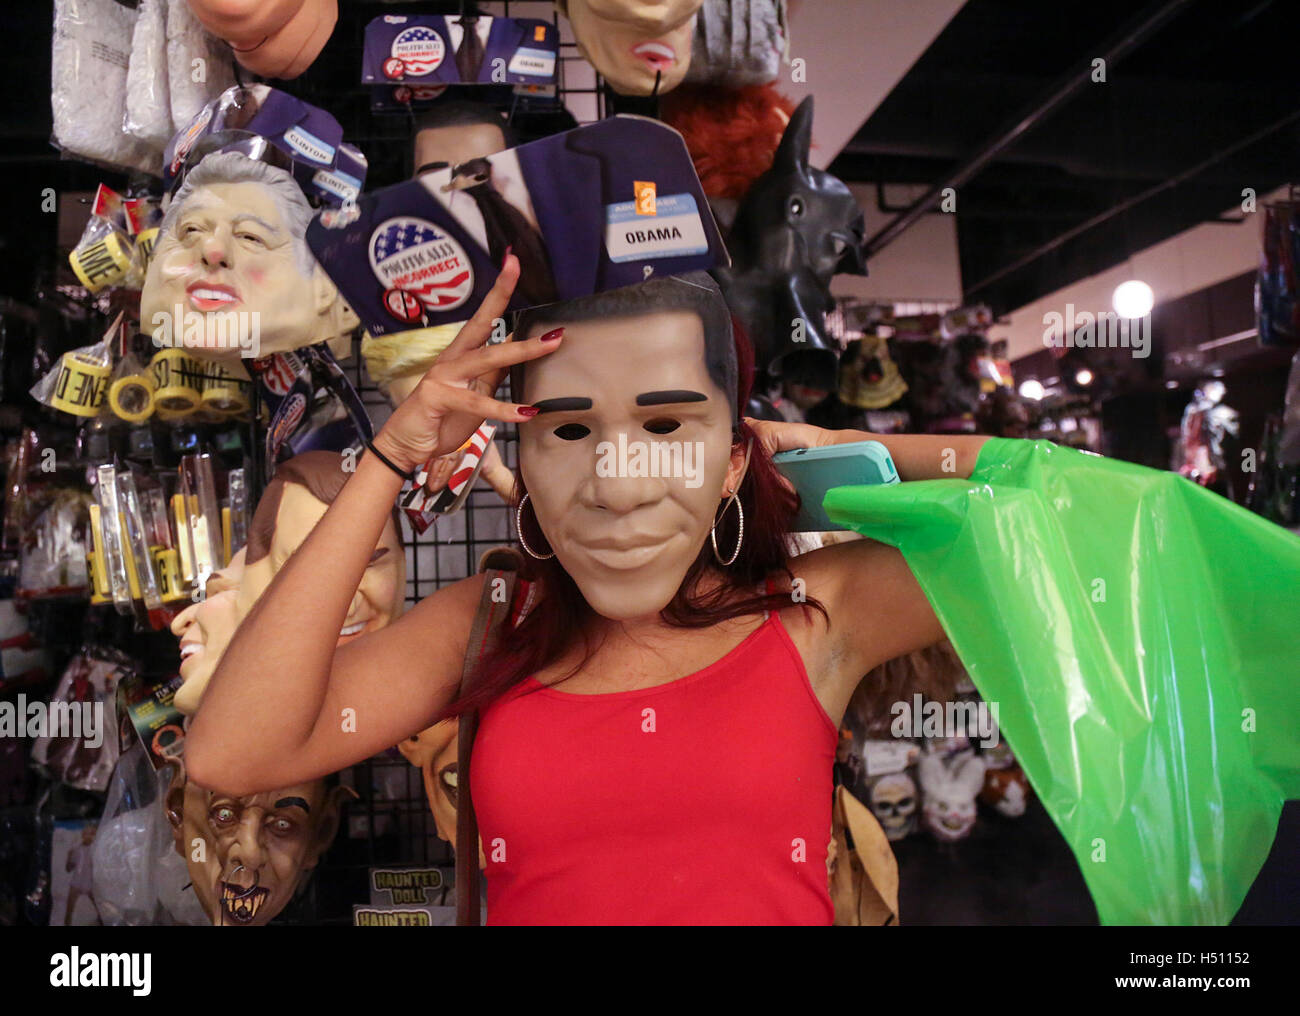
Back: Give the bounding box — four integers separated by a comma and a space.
51, 0, 160, 176
825, 437, 1300, 924
90, 745, 206, 926
124, 0, 173, 149
165, 0, 236, 131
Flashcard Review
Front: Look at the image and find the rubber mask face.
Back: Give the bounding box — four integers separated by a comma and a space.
413, 122, 507, 176
562, 0, 702, 95
167, 776, 343, 926
142, 180, 336, 361
238, 483, 405, 643
171, 554, 246, 716
518, 310, 740, 620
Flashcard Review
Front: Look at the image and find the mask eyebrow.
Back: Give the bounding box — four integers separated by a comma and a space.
273, 797, 311, 813
231, 213, 281, 235
636, 390, 708, 406
531, 397, 593, 413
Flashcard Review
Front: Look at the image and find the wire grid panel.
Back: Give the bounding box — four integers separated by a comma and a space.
309, 0, 605, 916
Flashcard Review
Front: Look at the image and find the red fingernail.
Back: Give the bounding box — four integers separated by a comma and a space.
501, 245, 514, 268
540, 327, 564, 342
517, 406, 540, 418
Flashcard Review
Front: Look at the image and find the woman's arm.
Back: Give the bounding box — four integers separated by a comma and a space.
745, 418, 990, 481
185, 259, 559, 795
754, 418, 992, 714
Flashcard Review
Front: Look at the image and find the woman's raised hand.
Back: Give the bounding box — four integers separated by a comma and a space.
370, 256, 563, 473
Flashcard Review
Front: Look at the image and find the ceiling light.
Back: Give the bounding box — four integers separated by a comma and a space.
1113, 280, 1154, 319
1075, 368, 1094, 386
1019, 379, 1045, 400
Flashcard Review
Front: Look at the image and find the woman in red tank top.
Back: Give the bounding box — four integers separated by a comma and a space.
187, 257, 987, 925
434, 269, 984, 926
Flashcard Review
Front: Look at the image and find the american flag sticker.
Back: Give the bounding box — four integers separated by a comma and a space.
391, 26, 445, 76
429, 424, 495, 515
368, 217, 474, 318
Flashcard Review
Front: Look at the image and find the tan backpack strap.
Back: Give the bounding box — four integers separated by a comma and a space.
456, 552, 522, 926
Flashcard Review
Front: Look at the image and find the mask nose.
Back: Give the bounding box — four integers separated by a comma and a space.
200, 230, 231, 270
582, 430, 669, 513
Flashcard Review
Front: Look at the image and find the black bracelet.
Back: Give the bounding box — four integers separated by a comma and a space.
365, 440, 415, 482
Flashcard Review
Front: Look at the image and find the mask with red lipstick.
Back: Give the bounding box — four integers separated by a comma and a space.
142, 152, 342, 363
557, 0, 702, 95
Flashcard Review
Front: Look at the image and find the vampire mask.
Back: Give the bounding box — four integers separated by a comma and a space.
713, 96, 867, 392
165, 762, 352, 926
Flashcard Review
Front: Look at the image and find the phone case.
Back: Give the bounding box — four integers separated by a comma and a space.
772, 440, 900, 531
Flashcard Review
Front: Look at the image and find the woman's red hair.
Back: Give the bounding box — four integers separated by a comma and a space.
440, 313, 825, 721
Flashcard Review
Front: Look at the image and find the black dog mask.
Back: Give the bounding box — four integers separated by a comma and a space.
714, 96, 867, 391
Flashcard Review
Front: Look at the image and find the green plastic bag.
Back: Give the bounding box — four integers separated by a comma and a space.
825, 437, 1300, 925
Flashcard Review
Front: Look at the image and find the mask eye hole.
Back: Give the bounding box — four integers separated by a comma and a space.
554, 423, 590, 441
643, 417, 680, 435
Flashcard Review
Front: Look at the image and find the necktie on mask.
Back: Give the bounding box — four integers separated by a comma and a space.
455, 16, 485, 82
453, 157, 558, 307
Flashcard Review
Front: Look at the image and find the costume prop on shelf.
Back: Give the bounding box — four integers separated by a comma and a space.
713, 96, 867, 392
161, 452, 404, 714
90, 744, 207, 925
917, 750, 985, 843
143, 145, 373, 472
556, 0, 702, 96
660, 82, 795, 235
27, 648, 134, 793
828, 785, 899, 926
52, 0, 167, 175
125, 0, 173, 151
363, 13, 559, 90
825, 437, 1300, 924
230, 450, 405, 679
164, 85, 367, 207
1256, 195, 1300, 348
185, 0, 336, 80
683, 0, 787, 87
398, 719, 485, 869
309, 116, 727, 338
165, 0, 238, 126
866, 770, 918, 842
1174, 379, 1240, 497
67, 186, 162, 296
164, 761, 352, 925
838, 334, 908, 410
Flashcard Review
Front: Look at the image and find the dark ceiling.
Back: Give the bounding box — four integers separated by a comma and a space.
830, 0, 1300, 315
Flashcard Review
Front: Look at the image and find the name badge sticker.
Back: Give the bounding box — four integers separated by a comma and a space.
283, 126, 336, 165
508, 47, 556, 79
605, 193, 709, 263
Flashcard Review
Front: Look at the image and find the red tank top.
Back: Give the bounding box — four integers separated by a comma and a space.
471, 592, 838, 925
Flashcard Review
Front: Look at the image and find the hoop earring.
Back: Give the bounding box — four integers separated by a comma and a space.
710, 490, 744, 567
516, 493, 555, 560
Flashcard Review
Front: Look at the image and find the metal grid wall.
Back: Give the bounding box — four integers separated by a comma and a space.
300, 1, 606, 922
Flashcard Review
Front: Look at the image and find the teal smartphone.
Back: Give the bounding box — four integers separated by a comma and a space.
772, 440, 900, 531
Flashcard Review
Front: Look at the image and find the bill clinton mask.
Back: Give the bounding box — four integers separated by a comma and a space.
142, 153, 340, 362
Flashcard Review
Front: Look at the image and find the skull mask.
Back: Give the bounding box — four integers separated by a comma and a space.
868, 771, 918, 841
